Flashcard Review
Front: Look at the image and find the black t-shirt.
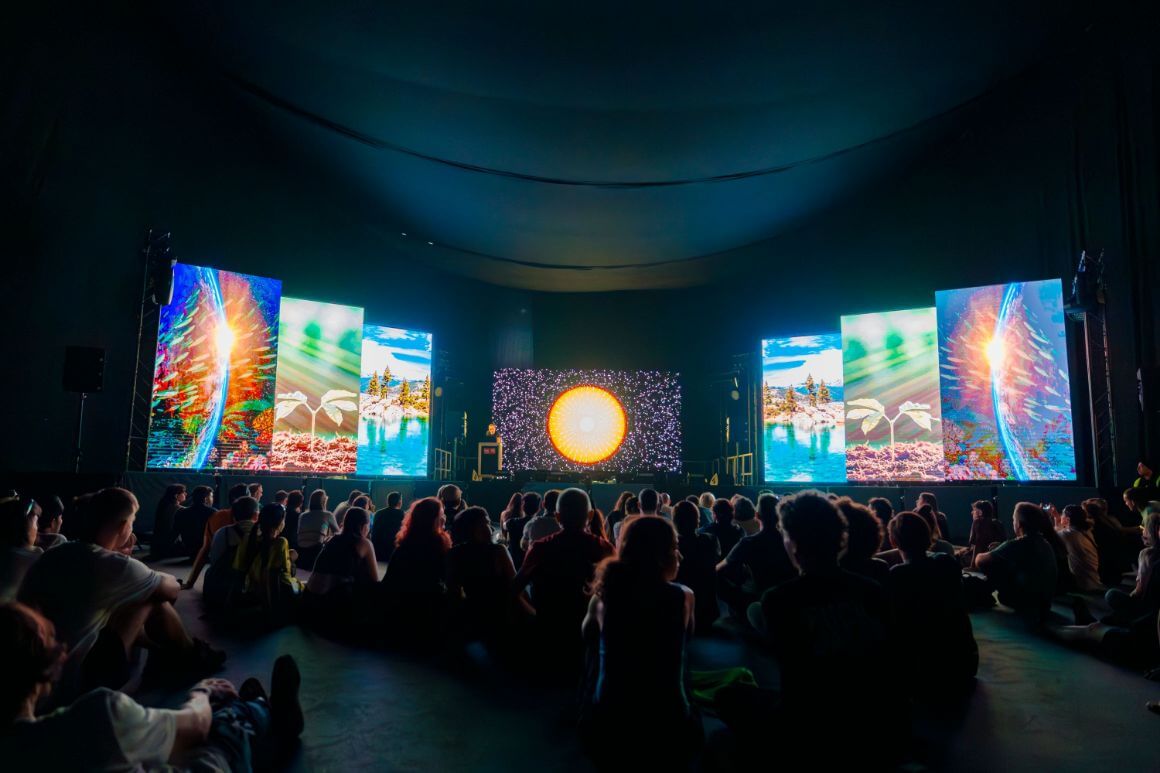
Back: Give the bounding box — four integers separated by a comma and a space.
175, 503, 215, 554
840, 555, 891, 587
723, 528, 796, 593
888, 554, 977, 685
676, 533, 720, 626
371, 507, 405, 560
700, 522, 744, 559
504, 515, 532, 567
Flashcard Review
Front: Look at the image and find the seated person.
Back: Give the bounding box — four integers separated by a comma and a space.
19, 488, 224, 703
733, 496, 760, 537
148, 485, 186, 560
837, 498, 890, 586
35, 496, 67, 550
1104, 503, 1160, 625
1088, 497, 1144, 585
0, 498, 43, 602
381, 499, 451, 642
370, 491, 406, 561
235, 504, 303, 615
717, 494, 795, 619
297, 489, 339, 570
184, 484, 248, 589
521, 489, 563, 551
174, 486, 215, 559
968, 499, 1005, 562
887, 512, 978, 697
1057, 504, 1103, 593
867, 497, 895, 539
917, 491, 953, 543
282, 490, 304, 551
917, 505, 957, 558
446, 507, 520, 642
437, 484, 466, 526
306, 508, 379, 598
202, 497, 260, 611
701, 498, 744, 558
974, 502, 1059, 623
0, 602, 302, 771
580, 516, 700, 767
502, 492, 539, 570
673, 500, 720, 630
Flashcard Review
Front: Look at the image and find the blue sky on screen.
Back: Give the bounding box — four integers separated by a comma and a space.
762, 334, 843, 388
361, 325, 432, 382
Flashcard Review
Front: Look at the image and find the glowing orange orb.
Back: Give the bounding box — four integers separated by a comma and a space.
547, 385, 627, 464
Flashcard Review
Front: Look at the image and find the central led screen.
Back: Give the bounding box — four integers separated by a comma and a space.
493, 369, 681, 473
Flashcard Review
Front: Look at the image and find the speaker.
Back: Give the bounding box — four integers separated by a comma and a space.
63, 346, 105, 393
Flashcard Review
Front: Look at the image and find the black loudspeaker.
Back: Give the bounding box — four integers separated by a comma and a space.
63, 346, 105, 393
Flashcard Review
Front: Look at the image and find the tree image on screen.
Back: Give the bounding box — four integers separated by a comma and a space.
841, 308, 944, 481
762, 335, 846, 482
146, 263, 281, 470
268, 298, 364, 472
356, 325, 432, 477
937, 279, 1075, 480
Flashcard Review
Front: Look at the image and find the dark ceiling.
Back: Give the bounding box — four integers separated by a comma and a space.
149, 2, 1099, 291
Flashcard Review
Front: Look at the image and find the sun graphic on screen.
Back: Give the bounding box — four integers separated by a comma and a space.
547, 385, 627, 464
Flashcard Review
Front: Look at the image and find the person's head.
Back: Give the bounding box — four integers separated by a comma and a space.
308, 489, 328, 511
917, 491, 939, 514
777, 490, 846, 573
286, 489, 304, 513
227, 483, 248, 504
625, 496, 640, 515
733, 496, 757, 524
257, 503, 286, 539
711, 498, 734, 526
698, 492, 715, 509
80, 487, 139, 550
889, 511, 932, 558
37, 496, 64, 535
1139, 459, 1155, 479
867, 497, 893, 525
190, 485, 214, 509
685, 495, 698, 505
273, 490, 288, 506
387, 491, 402, 509
972, 499, 995, 522
437, 484, 463, 511
521, 492, 542, 517
1082, 497, 1108, 522
231, 496, 260, 525
1125, 488, 1151, 512
542, 489, 561, 515
836, 498, 883, 561
1012, 502, 1048, 538
0, 499, 38, 548
1141, 503, 1160, 548
756, 493, 779, 527
397, 497, 450, 549
594, 516, 680, 600
638, 488, 660, 515
452, 507, 493, 546
1062, 504, 1092, 532
162, 484, 186, 505
613, 491, 633, 513
353, 495, 371, 511
343, 508, 371, 539
916, 504, 942, 541
347, 489, 363, 505
661, 492, 671, 507
557, 488, 591, 530
0, 603, 66, 722
672, 500, 701, 538
247, 482, 263, 501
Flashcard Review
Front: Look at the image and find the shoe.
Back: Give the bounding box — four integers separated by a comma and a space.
239, 677, 268, 703
270, 655, 304, 738
1147, 701, 1160, 715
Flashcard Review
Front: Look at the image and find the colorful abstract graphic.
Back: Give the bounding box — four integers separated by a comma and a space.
493, 369, 681, 473
762, 335, 846, 482
269, 298, 364, 473
841, 308, 944, 481
146, 263, 281, 469
936, 279, 1075, 480
357, 326, 433, 477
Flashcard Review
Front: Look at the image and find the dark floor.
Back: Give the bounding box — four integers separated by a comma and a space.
144, 559, 1160, 772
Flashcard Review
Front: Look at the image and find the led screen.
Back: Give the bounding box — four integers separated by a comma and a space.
356, 325, 433, 477
762, 334, 845, 482
493, 369, 681, 473
269, 298, 364, 472
841, 308, 944, 481
936, 279, 1075, 480
146, 263, 281, 469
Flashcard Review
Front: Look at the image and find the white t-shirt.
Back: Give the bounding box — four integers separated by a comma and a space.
521, 514, 562, 549
0, 545, 43, 603
1, 688, 177, 771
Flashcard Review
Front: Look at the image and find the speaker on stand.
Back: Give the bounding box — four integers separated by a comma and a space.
63, 345, 105, 473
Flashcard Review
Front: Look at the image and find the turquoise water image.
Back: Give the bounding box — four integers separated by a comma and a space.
358, 416, 429, 477
763, 422, 847, 482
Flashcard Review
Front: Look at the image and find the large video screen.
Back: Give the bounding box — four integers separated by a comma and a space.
493, 369, 681, 473
147, 263, 282, 469
269, 298, 364, 473
841, 308, 944, 481
936, 279, 1075, 480
762, 335, 845, 482
357, 325, 433, 477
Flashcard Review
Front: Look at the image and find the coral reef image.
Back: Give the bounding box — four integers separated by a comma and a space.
268, 298, 363, 473
146, 263, 282, 470
762, 334, 846, 482
937, 279, 1075, 480
841, 308, 944, 481
357, 325, 433, 477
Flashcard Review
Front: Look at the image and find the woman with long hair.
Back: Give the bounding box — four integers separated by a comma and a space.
604, 491, 633, 540
587, 508, 609, 542
581, 515, 700, 766
383, 498, 451, 642
447, 507, 521, 644
283, 490, 305, 551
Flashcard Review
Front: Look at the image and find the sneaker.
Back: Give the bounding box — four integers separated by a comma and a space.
270, 655, 304, 738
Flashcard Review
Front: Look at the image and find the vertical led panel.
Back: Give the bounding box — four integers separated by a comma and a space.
269, 298, 364, 473
937, 279, 1075, 480
761, 334, 846, 482
841, 308, 944, 481
147, 263, 281, 470
357, 325, 433, 477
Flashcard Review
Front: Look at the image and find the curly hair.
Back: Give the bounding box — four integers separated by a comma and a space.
396, 497, 451, 551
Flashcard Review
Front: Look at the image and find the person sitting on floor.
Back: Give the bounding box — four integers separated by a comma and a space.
733, 496, 760, 537
184, 484, 248, 590
1104, 503, 1160, 625
0, 498, 43, 603
580, 515, 700, 768
19, 488, 224, 704
917, 504, 957, 559
717, 493, 795, 620
235, 503, 303, 618
202, 497, 260, 611
148, 485, 186, 561
673, 500, 720, 631
887, 512, 978, 699
1087, 496, 1143, 586
1057, 504, 1103, 593
974, 502, 1059, 623
968, 499, 1005, 563
0, 602, 302, 772
447, 506, 521, 645
438, 484, 466, 526
306, 509, 378, 630
382, 498, 451, 643
701, 498, 744, 558
174, 486, 214, 560
917, 491, 952, 544
837, 498, 890, 586
370, 491, 406, 561
1124, 488, 1151, 528
282, 490, 304, 551
522, 489, 563, 551
503, 492, 539, 570
603, 491, 633, 543
296, 489, 339, 571
332, 489, 362, 530
867, 497, 895, 538
35, 496, 67, 550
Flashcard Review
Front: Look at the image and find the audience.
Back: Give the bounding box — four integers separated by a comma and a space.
1104, 503, 1160, 625
702, 498, 743, 557
370, 491, 406, 561
0, 498, 43, 603
35, 496, 67, 550
717, 493, 794, 620
974, 503, 1059, 623
296, 489, 339, 570
968, 499, 1005, 562
521, 489, 563, 550
174, 486, 214, 559
672, 500, 720, 630
1056, 504, 1103, 592
837, 498, 890, 586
